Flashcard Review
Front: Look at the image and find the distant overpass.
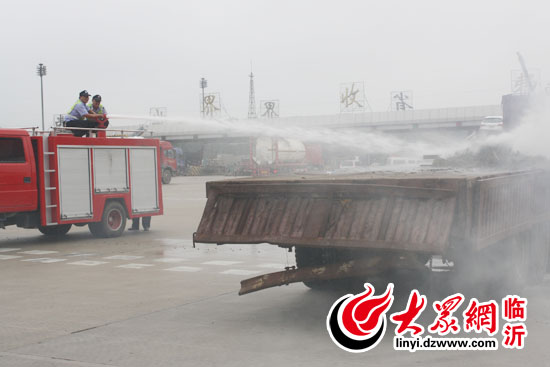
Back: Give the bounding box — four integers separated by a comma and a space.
149, 104, 502, 141
275, 105, 502, 131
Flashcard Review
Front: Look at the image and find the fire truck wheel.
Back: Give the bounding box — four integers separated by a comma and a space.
89, 201, 127, 238
162, 169, 172, 184
38, 224, 72, 236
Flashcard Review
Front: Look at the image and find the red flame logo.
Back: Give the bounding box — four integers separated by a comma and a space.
340, 283, 394, 337
327, 283, 394, 352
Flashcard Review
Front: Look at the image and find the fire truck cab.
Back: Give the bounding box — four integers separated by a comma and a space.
0, 128, 163, 237
160, 140, 177, 184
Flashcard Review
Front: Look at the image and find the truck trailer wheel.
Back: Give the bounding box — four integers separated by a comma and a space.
38, 224, 72, 236
295, 247, 362, 291
89, 201, 127, 238
162, 169, 172, 184
529, 224, 550, 283
454, 235, 531, 297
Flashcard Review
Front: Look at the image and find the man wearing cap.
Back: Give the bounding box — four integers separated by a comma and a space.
64, 90, 104, 137
88, 95, 107, 115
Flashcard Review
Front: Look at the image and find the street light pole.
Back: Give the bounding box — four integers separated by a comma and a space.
200, 77, 207, 117
36, 63, 47, 131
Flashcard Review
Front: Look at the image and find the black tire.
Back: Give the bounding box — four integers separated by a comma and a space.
295, 247, 428, 292
162, 169, 172, 184
453, 235, 530, 298
295, 247, 362, 291
452, 247, 495, 297
529, 225, 550, 283
88, 201, 127, 238
502, 235, 530, 291
38, 224, 72, 236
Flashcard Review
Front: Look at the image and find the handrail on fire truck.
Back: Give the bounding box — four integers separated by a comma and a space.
51, 126, 145, 137
19, 127, 42, 135
21, 126, 146, 138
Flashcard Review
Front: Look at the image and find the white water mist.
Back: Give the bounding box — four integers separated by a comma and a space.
484, 96, 550, 159
108, 114, 472, 158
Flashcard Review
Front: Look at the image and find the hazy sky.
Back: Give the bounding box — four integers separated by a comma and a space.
1, 0, 548, 127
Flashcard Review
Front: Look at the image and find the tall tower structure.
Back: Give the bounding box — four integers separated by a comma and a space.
248, 72, 257, 119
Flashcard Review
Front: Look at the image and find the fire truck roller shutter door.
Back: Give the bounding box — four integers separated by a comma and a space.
57, 147, 92, 219
129, 147, 159, 213
93, 148, 128, 193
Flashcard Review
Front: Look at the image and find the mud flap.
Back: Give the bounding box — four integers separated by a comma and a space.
239, 254, 427, 295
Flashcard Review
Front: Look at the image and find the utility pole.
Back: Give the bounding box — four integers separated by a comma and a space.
200, 77, 207, 117
248, 72, 257, 119
36, 63, 47, 130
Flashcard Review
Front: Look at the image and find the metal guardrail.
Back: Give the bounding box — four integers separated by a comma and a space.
136, 105, 502, 140
43, 127, 147, 137
276, 105, 503, 127
21, 126, 150, 138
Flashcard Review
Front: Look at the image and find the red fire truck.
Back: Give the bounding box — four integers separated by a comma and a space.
0, 127, 163, 237
160, 141, 177, 184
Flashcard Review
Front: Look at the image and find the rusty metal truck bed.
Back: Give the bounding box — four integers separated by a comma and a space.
194, 169, 550, 294
196, 170, 550, 254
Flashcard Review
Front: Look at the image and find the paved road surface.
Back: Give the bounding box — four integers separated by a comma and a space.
0, 176, 548, 366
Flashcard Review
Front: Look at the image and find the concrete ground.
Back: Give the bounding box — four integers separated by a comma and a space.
0, 176, 548, 366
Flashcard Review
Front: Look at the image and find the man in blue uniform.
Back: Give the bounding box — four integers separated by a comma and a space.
129, 217, 151, 231
65, 90, 104, 137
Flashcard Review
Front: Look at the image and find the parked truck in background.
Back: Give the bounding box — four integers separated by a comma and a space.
249, 137, 323, 176
173, 147, 186, 176
0, 127, 163, 237
160, 140, 177, 184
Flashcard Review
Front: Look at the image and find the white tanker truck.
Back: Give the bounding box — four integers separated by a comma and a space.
250, 137, 323, 176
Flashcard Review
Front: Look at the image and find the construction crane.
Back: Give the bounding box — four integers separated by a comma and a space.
516, 52, 536, 94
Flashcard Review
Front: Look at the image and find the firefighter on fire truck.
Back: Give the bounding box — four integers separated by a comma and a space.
64, 90, 105, 137
87, 94, 107, 115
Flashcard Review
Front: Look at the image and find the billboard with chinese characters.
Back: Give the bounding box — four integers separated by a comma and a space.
149, 107, 167, 117
390, 91, 413, 111
199, 93, 221, 118
340, 82, 367, 113
259, 100, 280, 119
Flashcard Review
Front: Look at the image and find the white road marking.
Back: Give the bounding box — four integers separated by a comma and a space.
157, 238, 194, 246
65, 253, 97, 258
116, 263, 154, 269
202, 260, 242, 266
21, 258, 67, 263
19, 250, 59, 255
164, 266, 202, 272
68, 260, 109, 266
0, 248, 21, 253
0, 255, 22, 260
256, 263, 287, 269
103, 255, 144, 260
220, 269, 261, 276
166, 197, 207, 201
154, 258, 188, 263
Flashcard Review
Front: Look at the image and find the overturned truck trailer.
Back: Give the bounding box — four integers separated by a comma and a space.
194, 170, 550, 294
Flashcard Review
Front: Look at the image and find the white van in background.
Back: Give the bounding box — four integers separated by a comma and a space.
339, 156, 360, 169
387, 156, 434, 166
479, 115, 504, 132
